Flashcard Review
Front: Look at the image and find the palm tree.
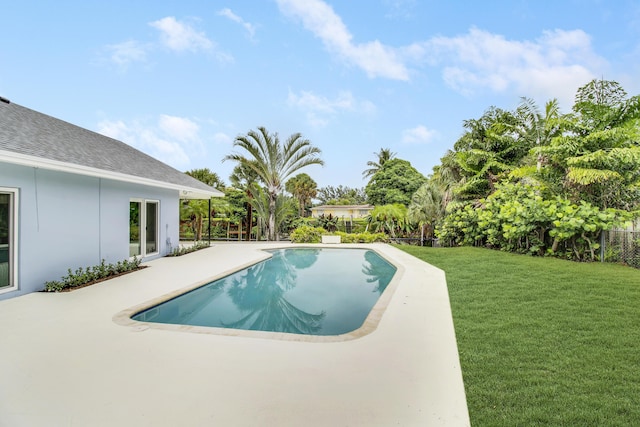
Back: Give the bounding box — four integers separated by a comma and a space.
229, 163, 260, 240
365, 203, 407, 237
408, 181, 446, 245
248, 184, 297, 240
285, 173, 318, 217
362, 147, 396, 179
515, 97, 561, 172
224, 127, 324, 240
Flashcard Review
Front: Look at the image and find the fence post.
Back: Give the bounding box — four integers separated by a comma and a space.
600, 231, 605, 263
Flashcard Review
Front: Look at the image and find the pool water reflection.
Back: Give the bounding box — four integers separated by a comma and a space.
132, 248, 397, 336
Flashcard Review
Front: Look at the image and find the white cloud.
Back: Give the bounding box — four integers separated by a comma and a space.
218, 8, 256, 40
97, 117, 201, 169
104, 40, 148, 70
402, 125, 437, 144
408, 27, 606, 105
149, 16, 213, 52
287, 89, 376, 126
276, 0, 410, 80
212, 132, 233, 145
158, 115, 200, 143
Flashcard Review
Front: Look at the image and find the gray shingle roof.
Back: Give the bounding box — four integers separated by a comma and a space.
0, 100, 223, 198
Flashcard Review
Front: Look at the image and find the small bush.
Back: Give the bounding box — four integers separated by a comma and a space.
167, 241, 210, 257
43, 256, 142, 292
290, 226, 327, 243
335, 231, 389, 243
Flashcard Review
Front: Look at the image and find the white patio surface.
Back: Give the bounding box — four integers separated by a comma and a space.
0, 243, 470, 427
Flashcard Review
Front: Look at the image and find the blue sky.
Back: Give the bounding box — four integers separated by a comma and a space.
2, 1, 639, 189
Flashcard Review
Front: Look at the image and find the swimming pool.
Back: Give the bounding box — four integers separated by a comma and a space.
131, 248, 397, 336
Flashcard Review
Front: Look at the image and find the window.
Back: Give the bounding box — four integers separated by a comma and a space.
0, 188, 17, 293
130, 199, 159, 258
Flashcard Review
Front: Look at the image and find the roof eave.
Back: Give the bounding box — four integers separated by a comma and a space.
0, 150, 224, 199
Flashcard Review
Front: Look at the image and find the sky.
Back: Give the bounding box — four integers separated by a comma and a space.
1, 0, 639, 190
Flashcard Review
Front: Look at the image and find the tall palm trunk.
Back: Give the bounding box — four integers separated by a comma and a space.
269, 192, 277, 241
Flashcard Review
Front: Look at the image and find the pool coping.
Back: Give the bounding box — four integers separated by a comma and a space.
112, 244, 407, 342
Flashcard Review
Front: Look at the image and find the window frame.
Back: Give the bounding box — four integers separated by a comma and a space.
129, 198, 159, 259
0, 187, 18, 294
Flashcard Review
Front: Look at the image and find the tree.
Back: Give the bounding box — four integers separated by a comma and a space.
285, 173, 317, 217
182, 168, 226, 241
408, 181, 446, 243
224, 127, 324, 240
365, 204, 408, 237
185, 168, 226, 190
248, 184, 298, 239
229, 163, 260, 241
538, 79, 640, 209
362, 148, 396, 179
453, 106, 532, 200
316, 185, 367, 205
365, 158, 427, 206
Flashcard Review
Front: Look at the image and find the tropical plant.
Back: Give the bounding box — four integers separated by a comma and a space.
285, 173, 318, 217
362, 147, 396, 179
185, 168, 226, 189
229, 162, 260, 240
43, 257, 142, 292
365, 158, 427, 206
437, 182, 631, 260
316, 185, 367, 205
408, 181, 446, 243
452, 106, 534, 200
536, 79, 640, 210
181, 200, 210, 241
224, 127, 324, 240
248, 183, 298, 240
365, 204, 409, 237
289, 225, 326, 243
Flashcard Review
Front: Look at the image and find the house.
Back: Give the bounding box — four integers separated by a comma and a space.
310, 204, 374, 220
0, 98, 223, 300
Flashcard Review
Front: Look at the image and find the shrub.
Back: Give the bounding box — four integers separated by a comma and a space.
43, 256, 142, 292
166, 241, 210, 257
335, 231, 389, 243
290, 225, 327, 243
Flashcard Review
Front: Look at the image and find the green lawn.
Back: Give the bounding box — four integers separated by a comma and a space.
396, 245, 640, 426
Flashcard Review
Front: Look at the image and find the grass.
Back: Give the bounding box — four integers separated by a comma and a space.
396, 245, 640, 426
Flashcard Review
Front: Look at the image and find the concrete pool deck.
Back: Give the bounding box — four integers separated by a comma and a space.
0, 243, 470, 426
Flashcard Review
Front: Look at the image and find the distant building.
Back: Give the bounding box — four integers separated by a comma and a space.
0, 98, 223, 300
310, 204, 374, 220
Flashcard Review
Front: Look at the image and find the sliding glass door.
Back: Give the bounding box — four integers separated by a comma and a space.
130, 199, 158, 258
0, 189, 16, 291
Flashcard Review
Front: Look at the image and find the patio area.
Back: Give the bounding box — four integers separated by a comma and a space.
0, 243, 469, 426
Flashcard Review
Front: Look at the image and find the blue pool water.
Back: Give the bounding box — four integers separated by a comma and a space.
132, 248, 397, 336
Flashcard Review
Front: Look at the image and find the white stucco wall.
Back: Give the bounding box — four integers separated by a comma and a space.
0, 162, 179, 300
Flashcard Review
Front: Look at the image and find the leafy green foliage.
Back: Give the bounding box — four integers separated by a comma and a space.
185, 168, 226, 189
285, 173, 318, 217
362, 147, 396, 179
289, 225, 326, 243
316, 185, 366, 205
224, 126, 323, 240
437, 182, 631, 260
366, 204, 410, 237
166, 241, 210, 257
429, 79, 639, 262
364, 158, 427, 206
43, 257, 142, 292
335, 231, 389, 243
